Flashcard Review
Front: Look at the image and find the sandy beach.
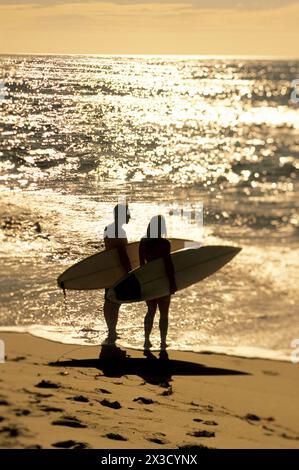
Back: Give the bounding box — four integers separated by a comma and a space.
0, 332, 298, 449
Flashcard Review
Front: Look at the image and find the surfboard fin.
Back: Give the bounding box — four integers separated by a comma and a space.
114, 274, 142, 302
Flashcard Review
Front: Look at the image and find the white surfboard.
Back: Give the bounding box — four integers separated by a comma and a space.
107, 246, 241, 303
57, 238, 198, 290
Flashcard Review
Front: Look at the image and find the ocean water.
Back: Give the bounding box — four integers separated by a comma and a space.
0, 55, 298, 361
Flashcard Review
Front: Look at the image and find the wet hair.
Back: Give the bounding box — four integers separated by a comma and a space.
146, 215, 167, 238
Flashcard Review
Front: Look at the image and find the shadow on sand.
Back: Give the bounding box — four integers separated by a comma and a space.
49, 345, 249, 386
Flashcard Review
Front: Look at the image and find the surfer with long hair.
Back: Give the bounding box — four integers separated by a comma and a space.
139, 215, 177, 351
103, 203, 131, 344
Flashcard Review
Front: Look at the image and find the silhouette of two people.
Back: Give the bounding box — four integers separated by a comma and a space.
102, 204, 176, 356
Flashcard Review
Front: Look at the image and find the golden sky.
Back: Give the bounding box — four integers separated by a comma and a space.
0, 0, 298, 56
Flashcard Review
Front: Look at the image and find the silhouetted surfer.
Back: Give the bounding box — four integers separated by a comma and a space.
103, 203, 131, 344
139, 215, 177, 351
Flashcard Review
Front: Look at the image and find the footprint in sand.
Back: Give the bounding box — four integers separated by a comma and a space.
204, 405, 214, 412
14, 409, 31, 417
0, 398, 10, 406
104, 433, 127, 441
280, 432, 299, 441
188, 430, 215, 438
0, 424, 32, 438
263, 425, 275, 433
96, 388, 112, 395
23, 389, 54, 399
133, 397, 155, 405
146, 434, 167, 445
52, 416, 87, 428
190, 401, 200, 407
35, 380, 61, 389
67, 395, 89, 403
52, 440, 90, 449
192, 418, 218, 426
10, 356, 26, 362
39, 406, 64, 413
99, 399, 121, 410
244, 413, 261, 422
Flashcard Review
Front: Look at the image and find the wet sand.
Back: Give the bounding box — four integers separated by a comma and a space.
0, 332, 298, 449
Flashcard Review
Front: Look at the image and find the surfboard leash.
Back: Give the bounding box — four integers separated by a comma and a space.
59, 281, 84, 338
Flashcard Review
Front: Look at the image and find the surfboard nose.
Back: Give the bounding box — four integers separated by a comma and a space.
221, 246, 242, 262
218, 246, 242, 256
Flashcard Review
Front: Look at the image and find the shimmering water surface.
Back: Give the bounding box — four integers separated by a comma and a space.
0, 55, 298, 360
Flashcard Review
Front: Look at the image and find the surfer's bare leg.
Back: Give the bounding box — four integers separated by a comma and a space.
103, 299, 120, 342
158, 295, 170, 350
144, 300, 157, 349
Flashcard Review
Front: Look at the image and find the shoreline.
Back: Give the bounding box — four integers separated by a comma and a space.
0, 327, 292, 363
0, 332, 298, 449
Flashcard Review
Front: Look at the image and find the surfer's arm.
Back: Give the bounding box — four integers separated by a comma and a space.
117, 244, 132, 272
